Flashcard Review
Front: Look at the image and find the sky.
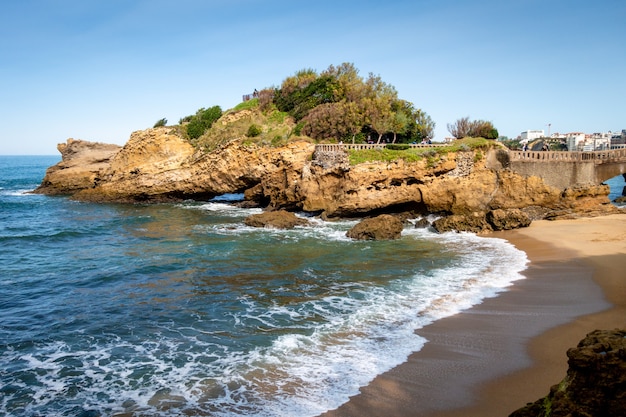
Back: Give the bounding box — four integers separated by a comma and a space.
1, 0, 624, 155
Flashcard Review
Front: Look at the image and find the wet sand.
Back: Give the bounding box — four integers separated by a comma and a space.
321, 213, 626, 417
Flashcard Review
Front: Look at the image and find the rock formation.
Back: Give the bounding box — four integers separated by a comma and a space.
244, 210, 310, 229
34, 138, 121, 195
510, 329, 626, 417
346, 214, 404, 240
35, 125, 621, 232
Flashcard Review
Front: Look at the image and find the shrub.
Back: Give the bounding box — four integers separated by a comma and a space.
386, 143, 410, 151
247, 124, 262, 137
185, 106, 223, 139
153, 118, 167, 128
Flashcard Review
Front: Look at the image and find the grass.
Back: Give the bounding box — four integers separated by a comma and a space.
193, 105, 296, 152
347, 137, 495, 165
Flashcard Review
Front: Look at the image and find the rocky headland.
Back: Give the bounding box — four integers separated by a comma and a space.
34, 123, 620, 234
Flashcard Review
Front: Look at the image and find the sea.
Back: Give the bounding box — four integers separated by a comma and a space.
0, 155, 624, 417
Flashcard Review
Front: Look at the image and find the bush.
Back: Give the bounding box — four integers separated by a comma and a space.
247, 124, 262, 137
153, 118, 167, 128
185, 106, 223, 139
386, 143, 410, 151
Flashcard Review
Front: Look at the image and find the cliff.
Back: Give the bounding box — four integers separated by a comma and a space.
510, 329, 626, 417
34, 126, 620, 230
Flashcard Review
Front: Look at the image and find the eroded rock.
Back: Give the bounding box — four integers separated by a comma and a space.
244, 210, 310, 229
346, 214, 403, 240
510, 329, 626, 417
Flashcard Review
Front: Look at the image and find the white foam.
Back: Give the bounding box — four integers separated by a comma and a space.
2, 220, 528, 417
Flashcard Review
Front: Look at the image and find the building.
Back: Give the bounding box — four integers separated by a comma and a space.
611, 130, 626, 148
565, 132, 586, 151
520, 130, 544, 143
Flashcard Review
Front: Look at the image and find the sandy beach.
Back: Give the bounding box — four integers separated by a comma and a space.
322, 213, 626, 417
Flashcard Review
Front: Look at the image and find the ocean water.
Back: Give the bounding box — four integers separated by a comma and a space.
1, 154, 566, 417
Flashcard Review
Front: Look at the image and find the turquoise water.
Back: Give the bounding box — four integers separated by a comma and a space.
1, 156, 533, 416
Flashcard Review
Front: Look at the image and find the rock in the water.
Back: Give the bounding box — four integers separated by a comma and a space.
346, 214, 403, 240
510, 329, 626, 417
413, 217, 431, 229
431, 213, 493, 234
244, 210, 310, 229
33, 139, 121, 195
486, 208, 531, 231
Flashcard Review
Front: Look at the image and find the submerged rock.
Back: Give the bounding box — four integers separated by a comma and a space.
510, 329, 626, 417
346, 214, 403, 240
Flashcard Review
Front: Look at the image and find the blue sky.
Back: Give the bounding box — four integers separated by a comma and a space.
1, 0, 624, 154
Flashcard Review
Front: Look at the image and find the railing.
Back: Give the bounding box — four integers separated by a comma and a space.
510, 149, 626, 163
315, 143, 449, 152
314, 144, 626, 164
242, 91, 260, 102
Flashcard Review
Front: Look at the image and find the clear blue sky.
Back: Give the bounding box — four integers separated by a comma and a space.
1, 0, 624, 154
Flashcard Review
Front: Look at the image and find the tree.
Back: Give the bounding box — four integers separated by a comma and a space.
390, 111, 409, 143
447, 117, 472, 139
447, 117, 498, 139
364, 97, 394, 143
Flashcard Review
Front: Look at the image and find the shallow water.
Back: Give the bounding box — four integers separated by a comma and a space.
0, 155, 538, 416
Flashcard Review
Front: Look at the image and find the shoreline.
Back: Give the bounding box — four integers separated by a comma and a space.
321, 213, 626, 417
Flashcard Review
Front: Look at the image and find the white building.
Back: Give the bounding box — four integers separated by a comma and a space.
565, 132, 586, 151
520, 130, 544, 143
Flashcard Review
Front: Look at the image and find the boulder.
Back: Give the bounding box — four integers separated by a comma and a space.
432, 213, 493, 234
413, 217, 431, 229
486, 208, 531, 231
346, 214, 403, 240
244, 210, 310, 229
510, 329, 626, 417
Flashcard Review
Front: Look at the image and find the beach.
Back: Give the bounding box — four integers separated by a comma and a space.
322, 213, 626, 417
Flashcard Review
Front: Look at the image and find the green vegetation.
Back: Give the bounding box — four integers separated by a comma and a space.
153, 118, 167, 128
246, 124, 262, 137
447, 117, 499, 139
183, 106, 223, 140
272, 63, 436, 144
347, 137, 494, 165
385, 143, 410, 150
169, 63, 502, 153
233, 98, 259, 112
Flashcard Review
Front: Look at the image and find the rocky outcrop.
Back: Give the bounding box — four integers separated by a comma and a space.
487, 208, 532, 230
510, 329, 626, 417
38, 127, 315, 203
346, 214, 404, 240
432, 209, 531, 234
35, 128, 621, 233
244, 210, 310, 229
34, 139, 121, 195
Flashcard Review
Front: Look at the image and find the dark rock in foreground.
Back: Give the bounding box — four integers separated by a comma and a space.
432, 212, 492, 234
432, 209, 532, 234
486, 208, 531, 230
244, 210, 310, 229
510, 328, 626, 417
346, 214, 403, 240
